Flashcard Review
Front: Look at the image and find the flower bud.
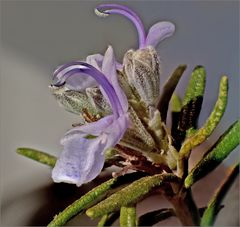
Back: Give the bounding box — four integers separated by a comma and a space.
123, 46, 160, 106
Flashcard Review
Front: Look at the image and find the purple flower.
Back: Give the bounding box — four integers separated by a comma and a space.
95, 4, 175, 49
52, 46, 129, 186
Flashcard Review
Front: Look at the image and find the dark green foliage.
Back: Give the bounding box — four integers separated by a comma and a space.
86, 174, 178, 219
158, 65, 187, 122
48, 172, 146, 227
185, 120, 240, 188
171, 66, 206, 150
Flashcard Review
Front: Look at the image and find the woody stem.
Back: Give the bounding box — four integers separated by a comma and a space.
168, 188, 200, 226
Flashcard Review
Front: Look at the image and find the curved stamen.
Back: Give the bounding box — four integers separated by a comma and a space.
96, 4, 146, 48
53, 61, 123, 118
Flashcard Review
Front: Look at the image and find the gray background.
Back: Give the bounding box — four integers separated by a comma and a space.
1, 0, 239, 226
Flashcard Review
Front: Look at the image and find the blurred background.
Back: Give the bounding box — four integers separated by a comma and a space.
1, 0, 239, 226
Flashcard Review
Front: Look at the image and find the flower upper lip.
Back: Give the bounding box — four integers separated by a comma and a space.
53, 47, 128, 118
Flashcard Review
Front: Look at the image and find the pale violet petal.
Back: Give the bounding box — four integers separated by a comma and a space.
61, 113, 129, 146
52, 114, 129, 187
102, 46, 129, 113
86, 52, 122, 71
104, 113, 129, 147
102, 46, 116, 80
146, 21, 175, 47
53, 53, 104, 91
84, 135, 107, 182
61, 115, 114, 145
84, 115, 128, 182
64, 72, 97, 91
86, 54, 104, 71
116, 62, 123, 70
52, 135, 106, 187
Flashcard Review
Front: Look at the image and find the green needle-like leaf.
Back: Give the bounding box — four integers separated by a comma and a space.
138, 208, 175, 226
98, 212, 120, 227
171, 93, 182, 113
120, 206, 137, 227
86, 174, 178, 219
182, 66, 206, 106
48, 179, 116, 227
186, 128, 197, 137
16, 147, 57, 167
200, 163, 239, 226
178, 66, 206, 132
158, 64, 187, 122
178, 76, 228, 177
171, 66, 206, 150
170, 94, 185, 150
185, 120, 240, 188
48, 172, 146, 227
98, 214, 109, 227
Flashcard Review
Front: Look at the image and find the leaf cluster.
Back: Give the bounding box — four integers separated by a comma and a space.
17, 65, 239, 226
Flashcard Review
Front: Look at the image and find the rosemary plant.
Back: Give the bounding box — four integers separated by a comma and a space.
17, 4, 239, 227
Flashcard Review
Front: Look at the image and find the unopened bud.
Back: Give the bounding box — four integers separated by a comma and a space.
123, 46, 160, 106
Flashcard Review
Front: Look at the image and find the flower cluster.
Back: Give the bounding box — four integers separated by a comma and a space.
16, 4, 239, 226
50, 4, 176, 187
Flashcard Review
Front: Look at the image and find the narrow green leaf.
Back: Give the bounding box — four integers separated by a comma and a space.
170, 93, 182, 113
120, 206, 137, 227
200, 163, 239, 226
86, 174, 179, 219
199, 206, 224, 218
16, 147, 57, 167
48, 172, 146, 227
171, 94, 185, 150
158, 64, 187, 122
178, 66, 206, 132
98, 214, 109, 227
186, 127, 197, 137
178, 76, 228, 177
138, 208, 175, 226
48, 179, 116, 227
185, 120, 240, 188
182, 66, 206, 105
98, 212, 120, 227
171, 66, 206, 150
